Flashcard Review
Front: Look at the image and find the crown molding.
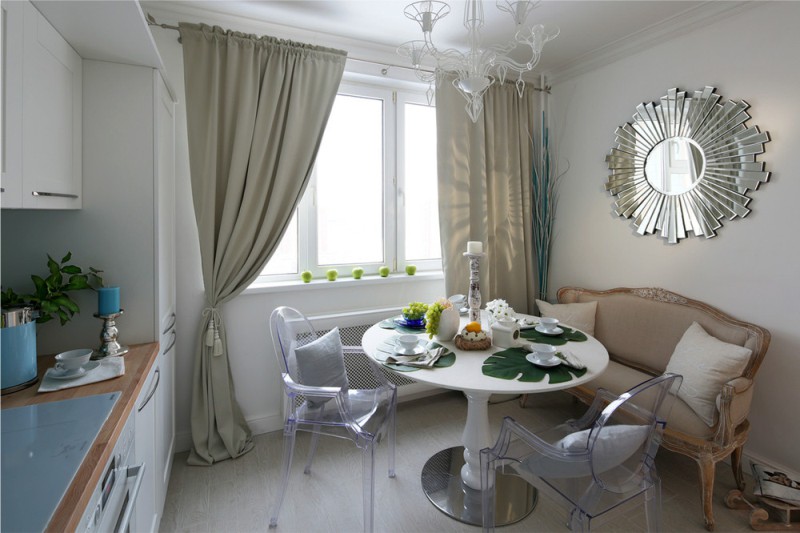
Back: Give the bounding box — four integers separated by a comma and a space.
546, 1, 758, 85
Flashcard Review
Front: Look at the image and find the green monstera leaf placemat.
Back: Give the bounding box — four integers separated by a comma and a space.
482, 347, 587, 383
376, 338, 456, 372
520, 326, 587, 346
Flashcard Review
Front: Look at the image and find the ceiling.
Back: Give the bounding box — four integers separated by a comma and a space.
144, 1, 739, 76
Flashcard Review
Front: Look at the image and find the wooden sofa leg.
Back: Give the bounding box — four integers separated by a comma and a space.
519, 394, 528, 408
697, 456, 717, 531
731, 446, 745, 491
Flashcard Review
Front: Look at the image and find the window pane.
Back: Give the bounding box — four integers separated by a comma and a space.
261, 212, 298, 275
404, 103, 440, 260
316, 95, 384, 265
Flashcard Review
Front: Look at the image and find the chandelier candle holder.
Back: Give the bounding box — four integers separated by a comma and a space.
463, 241, 484, 323
400, 0, 559, 122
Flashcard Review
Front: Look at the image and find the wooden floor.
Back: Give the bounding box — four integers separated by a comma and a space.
160, 391, 755, 532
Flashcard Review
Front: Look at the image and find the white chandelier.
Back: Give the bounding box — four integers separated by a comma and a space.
399, 0, 559, 122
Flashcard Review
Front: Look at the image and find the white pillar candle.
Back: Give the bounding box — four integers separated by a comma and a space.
467, 241, 483, 254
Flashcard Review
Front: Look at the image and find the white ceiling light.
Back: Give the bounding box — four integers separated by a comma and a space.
399, 0, 559, 122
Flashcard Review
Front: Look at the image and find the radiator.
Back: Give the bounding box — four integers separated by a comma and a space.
307, 308, 440, 401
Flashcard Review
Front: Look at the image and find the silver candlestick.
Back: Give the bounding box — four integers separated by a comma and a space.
93, 310, 129, 359
463, 252, 484, 323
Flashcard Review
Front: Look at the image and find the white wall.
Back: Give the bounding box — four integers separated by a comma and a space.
549, 2, 800, 473
148, 25, 446, 451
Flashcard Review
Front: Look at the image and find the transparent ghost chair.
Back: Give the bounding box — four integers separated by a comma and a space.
268, 306, 397, 533
481, 373, 683, 532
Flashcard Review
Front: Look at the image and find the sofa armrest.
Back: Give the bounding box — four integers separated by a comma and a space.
714, 377, 753, 447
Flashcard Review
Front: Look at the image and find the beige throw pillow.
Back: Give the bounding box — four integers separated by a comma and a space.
665, 322, 751, 426
536, 299, 597, 336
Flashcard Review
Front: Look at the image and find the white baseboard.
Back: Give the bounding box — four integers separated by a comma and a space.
743, 449, 800, 482
173, 387, 445, 454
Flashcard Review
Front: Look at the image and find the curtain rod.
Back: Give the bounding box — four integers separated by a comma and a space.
145, 14, 550, 92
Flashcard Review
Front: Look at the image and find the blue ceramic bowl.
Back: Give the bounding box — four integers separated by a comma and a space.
402, 316, 425, 328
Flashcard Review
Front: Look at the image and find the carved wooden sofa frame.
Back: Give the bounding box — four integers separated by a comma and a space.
555, 287, 770, 531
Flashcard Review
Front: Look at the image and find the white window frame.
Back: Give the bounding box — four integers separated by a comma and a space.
254, 80, 441, 284
396, 91, 442, 272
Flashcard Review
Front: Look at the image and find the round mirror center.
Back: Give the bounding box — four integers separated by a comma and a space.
645, 137, 705, 195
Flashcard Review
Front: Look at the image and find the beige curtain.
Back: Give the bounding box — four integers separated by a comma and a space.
436, 77, 540, 314
179, 23, 346, 465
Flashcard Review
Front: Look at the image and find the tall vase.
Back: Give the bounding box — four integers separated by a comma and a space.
435, 306, 460, 342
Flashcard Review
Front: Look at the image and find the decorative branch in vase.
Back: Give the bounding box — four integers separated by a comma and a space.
531, 110, 568, 304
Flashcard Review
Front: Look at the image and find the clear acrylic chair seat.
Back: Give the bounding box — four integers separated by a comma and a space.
481, 373, 683, 532
269, 306, 397, 533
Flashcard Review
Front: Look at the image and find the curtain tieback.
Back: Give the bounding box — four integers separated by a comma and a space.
203, 307, 224, 357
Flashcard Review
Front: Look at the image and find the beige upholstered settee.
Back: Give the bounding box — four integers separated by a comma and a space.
555, 287, 770, 531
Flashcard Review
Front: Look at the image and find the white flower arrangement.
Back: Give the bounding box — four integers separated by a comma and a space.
486, 299, 516, 321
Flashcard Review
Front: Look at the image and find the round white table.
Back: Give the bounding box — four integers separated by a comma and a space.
362, 315, 609, 526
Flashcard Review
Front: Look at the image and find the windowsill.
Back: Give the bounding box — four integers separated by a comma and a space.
244, 270, 445, 295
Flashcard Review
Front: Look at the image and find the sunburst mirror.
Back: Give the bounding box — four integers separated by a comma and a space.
605, 86, 770, 244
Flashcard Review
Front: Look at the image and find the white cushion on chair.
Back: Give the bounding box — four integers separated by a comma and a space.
293, 327, 349, 407
536, 300, 597, 336
556, 424, 650, 474
665, 321, 751, 426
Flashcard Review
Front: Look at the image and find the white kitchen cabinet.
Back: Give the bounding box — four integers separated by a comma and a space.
80, 62, 176, 532
134, 362, 160, 533
1, 0, 82, 209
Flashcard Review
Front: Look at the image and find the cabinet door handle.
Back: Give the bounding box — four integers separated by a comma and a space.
137, 368, 160, 412
31, 191, 79, 199
114, 463, 146, 533
163, 330, 176, 355
162, 312, 176, 335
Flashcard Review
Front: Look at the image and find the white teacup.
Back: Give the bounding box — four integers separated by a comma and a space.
55, 348, 93, 371
529, 343, 557, 358
539, 317, 559, 331
397, 334, 419, 353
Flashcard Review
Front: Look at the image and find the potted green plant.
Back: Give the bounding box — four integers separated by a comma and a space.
1, 252, 103, 393
1, 252, 104, 325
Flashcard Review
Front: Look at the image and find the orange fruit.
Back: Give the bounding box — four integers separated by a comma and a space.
465, 321, 482, 333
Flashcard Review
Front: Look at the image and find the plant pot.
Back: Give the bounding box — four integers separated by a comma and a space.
435, 306, 460, 342
1, 307, 38, 394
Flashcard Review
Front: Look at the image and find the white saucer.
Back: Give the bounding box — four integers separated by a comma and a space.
517, 318, 538, 330
49, 360, 100, 380
535, 325, 563, 336
526, 353, 561, 367
394, 339, 427, 357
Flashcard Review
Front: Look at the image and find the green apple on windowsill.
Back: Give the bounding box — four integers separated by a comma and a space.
379, 266, 390, 277
352, 267, 364, 279
326, 269, 338, 281
405, 265, 417, 276
301, 271, 313, 283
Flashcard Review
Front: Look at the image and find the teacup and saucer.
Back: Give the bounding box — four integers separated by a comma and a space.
394, 334, 425, 357
51, 349, 99, 379
535, 317, 563, 336
525, 343, 561, 367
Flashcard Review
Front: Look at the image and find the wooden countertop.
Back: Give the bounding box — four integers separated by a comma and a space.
1, 342, 160, 532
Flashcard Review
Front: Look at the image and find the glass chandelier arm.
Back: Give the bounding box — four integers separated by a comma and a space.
495, 0, 541, 25
463, 0, 485, 31
404, 1, 451, 33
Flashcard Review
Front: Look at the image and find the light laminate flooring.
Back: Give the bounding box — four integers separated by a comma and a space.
160, 391, 755, 532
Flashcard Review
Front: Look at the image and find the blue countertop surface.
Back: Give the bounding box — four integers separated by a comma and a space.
1, 392, 119, 532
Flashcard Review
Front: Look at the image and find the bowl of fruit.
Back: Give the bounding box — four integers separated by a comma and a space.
401, 301, 429, 328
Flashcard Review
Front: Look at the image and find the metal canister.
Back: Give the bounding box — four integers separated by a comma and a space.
1, 306, 39, 394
